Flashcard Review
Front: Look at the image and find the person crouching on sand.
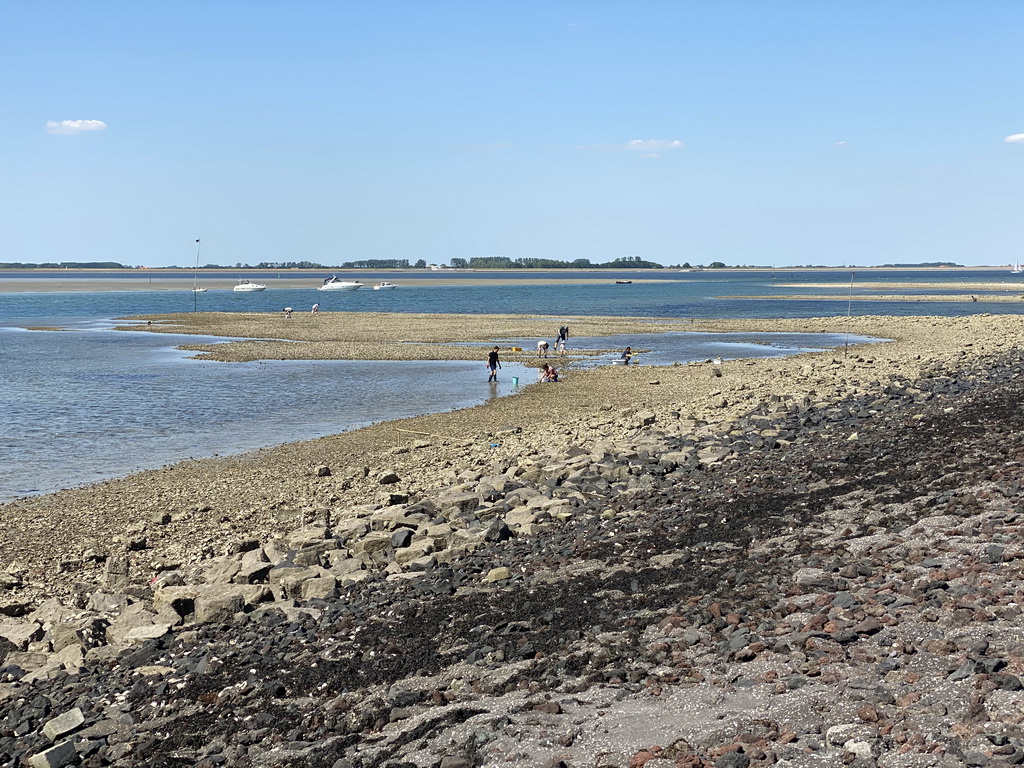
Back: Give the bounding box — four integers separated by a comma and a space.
539, 363, 558, 382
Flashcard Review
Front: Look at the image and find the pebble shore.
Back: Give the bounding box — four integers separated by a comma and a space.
2, 311, 1024, 768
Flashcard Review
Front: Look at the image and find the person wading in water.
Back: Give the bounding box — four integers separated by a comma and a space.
486, 346, 502, 382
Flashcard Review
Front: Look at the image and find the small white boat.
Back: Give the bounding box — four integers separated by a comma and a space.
373, 281, 397, 290
192, 287, 208, 293
319, 276, 364, 291
1013, 260, 1022, 274
233, 280, 267, 292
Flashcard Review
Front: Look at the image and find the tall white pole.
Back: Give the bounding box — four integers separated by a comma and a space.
193, 238, 201, 312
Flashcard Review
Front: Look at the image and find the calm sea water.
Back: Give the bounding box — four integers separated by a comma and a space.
2, 269, 1016, 501
6, 267, 1024, 320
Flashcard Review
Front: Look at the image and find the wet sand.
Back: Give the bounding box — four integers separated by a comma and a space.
730, 293, 1024, 303
775, 280, 1024, 290
118, 311, 726, 362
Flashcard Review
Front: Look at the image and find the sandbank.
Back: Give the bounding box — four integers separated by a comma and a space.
118, 311, 735, 362
775, 280, 1024, 290
729, 293, 1024, 303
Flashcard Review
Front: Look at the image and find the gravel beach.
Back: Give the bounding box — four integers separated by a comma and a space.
2, 311, 1023, 767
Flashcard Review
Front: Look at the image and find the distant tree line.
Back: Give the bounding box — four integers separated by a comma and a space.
0, 261, 130, 269
184, 256, 667, 270
1, 259, 967, 271
253, 259, 412, 269
450, 255, 665, 269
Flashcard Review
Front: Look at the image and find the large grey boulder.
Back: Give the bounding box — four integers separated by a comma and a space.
234, 561, 274, 584
152, 586, 198, 618
50, 618, 106, 653
299, 576, 338, 600
287, 525, 330, 550
394, 542, 433, 565
194, 585, 249, 623
27, 599, 77, 627
440, 491, 481, 516
41, 707, 85, 740
86, 592, 130, 614
0, 619, 41, 650
277, 566, 333, 600
28, 740, 77, 768
201, 555, 242, 585
348, 531, 394, 562
105, 603, 168, 646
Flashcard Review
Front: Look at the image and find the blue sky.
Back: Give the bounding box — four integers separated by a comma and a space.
2, 1, 1021, 268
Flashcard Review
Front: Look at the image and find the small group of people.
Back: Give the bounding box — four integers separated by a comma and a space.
283, 304, 319, 318
486, 346, 559, 384
537, 339, 566, 357
538, 325, 570, 358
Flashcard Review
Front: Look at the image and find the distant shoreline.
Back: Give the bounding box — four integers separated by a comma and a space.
1, 266, 1018, 294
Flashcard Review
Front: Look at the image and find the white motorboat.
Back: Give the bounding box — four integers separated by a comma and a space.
373, 281, 397, 290
233, 280, 267, 292
192, 287, 208, 293
319, 276, 364, 291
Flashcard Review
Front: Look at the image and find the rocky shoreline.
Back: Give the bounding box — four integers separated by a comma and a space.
3, 313, 1024, 767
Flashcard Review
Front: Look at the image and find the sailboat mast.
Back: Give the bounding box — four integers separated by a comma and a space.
193, 238, 201, 312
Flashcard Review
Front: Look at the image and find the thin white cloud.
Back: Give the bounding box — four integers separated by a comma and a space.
45, 119, 108, 135
626, 139, 684, 153
1005, 133, 1024, 144
836, 140, 848, 147
578, 139, 685, 158
463, 142, 515, 152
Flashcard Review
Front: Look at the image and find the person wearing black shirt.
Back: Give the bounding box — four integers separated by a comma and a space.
486, 346, 501, 382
